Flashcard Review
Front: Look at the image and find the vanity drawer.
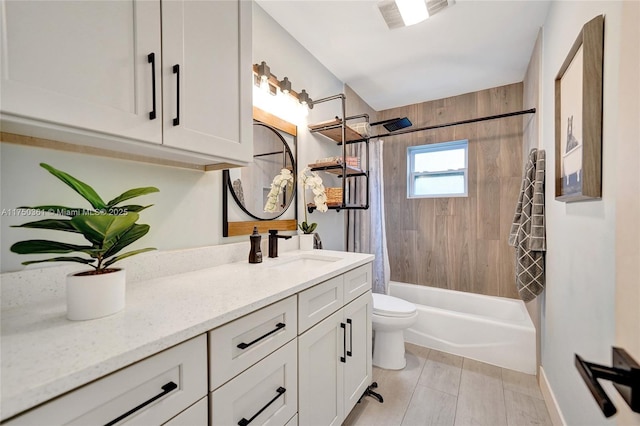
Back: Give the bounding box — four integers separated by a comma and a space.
163, 397, 208, 425
298, 275, 344, 333
5, 335, 207, 425
210, 339, 297, 426
343, 263, 372, 304
209, 295, 297, 390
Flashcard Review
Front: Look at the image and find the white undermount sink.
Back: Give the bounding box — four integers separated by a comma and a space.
268, 253, 342, 271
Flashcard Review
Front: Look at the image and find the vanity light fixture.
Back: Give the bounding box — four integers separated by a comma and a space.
298, 90, 309, 105
253, 61, 313, 121
257, 61, 270, 82
279, 77, 291, 94
298, 90, 314, 110
252, 62, 311, 104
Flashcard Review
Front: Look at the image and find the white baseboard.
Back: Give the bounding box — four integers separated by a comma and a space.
539, 366, 567, 426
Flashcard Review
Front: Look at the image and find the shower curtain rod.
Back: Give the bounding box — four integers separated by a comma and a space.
371, 108, 536, 139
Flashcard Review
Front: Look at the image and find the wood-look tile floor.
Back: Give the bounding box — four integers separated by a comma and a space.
343, 343, 553, 426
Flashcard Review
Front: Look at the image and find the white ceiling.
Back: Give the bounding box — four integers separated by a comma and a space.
256, 0, 551, 111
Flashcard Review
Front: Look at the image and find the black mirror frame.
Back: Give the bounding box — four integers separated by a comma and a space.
223, 108, 299, 237
226, 122, 296, 221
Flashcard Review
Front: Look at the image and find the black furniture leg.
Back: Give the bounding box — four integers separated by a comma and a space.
358, 382, 384, 404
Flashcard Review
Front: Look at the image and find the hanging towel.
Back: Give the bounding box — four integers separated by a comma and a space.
508, 149, 546, 301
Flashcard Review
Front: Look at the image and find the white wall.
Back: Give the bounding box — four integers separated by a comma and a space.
0, 143, 222, 272
613, 2, 640, 425
539, 1, 627, 424
252, 3, 347, 251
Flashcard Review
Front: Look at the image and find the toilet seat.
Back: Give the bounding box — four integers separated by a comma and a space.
372, 293, 417, 318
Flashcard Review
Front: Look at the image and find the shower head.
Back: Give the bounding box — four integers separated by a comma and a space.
371, 117, 413, 132
383, 117, 412, 132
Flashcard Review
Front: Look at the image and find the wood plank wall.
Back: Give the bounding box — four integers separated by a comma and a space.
379, 83, 524, 299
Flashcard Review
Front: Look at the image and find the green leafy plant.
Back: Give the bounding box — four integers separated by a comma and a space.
10, 163, 159, 274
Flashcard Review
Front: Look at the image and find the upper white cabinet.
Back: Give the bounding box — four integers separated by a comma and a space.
0, 0, 252, 168
0, 0, 162, 144
162, 0, 252, 161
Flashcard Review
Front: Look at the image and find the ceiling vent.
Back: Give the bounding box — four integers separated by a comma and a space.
377, 0, 455, 30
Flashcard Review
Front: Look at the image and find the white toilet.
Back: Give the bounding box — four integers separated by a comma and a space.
372, 293, 418, 370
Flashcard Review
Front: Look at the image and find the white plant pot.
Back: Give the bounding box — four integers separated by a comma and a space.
66, 268, 126, 321
299, 234, 315, 251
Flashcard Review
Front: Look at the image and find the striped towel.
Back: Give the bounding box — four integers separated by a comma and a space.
508, 149, 546, 301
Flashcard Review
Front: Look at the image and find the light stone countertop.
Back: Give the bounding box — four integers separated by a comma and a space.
0, 249, 374, 420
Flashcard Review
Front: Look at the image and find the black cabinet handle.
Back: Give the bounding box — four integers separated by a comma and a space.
238, 387, 286, 426
237, 323, 285, 350
104, 381, 177, 426
346, 318, 353, 357
172, 64, 180, 126
340, 322, 346, 363
147, 53, 157, 120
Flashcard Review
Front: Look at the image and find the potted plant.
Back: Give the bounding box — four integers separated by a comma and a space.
10, 163, 158, 320
298, 166, 328, 241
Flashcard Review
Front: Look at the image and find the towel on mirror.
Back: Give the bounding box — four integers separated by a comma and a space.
508, 149, 546, 301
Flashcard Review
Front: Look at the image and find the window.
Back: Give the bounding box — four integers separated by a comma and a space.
407, 140, 468, 198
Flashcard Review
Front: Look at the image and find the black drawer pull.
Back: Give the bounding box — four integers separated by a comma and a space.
237, 322, 285, 350
104, 381, 177, 426
147, 53, 157, 120
238, 386, 286, 426
340, 322, 346, 363
172, 64, 180, 126
346, 318, 353, 357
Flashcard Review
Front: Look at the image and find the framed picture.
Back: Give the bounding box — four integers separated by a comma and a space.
555, 15, 604, 202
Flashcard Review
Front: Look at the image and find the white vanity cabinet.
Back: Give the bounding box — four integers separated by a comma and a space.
0, 0, 252, 168
3, 335, 208, 425
0, 253, 374, 426
298, 264, 373, 426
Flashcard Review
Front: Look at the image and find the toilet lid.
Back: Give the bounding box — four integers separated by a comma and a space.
372, 293, 417, 317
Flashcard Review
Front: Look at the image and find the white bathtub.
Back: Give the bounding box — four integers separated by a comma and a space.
389, 281, 536, 374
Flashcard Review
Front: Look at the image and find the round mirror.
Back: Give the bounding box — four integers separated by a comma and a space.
227, 122, 296, 220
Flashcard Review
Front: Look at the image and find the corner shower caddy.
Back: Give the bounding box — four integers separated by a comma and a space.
307, 93, 370, 212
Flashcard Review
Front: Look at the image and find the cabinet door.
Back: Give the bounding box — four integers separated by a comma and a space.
161, 0, 252, 163
298, 310, 344, 426
343, 292, 373, 415
0, 0, 162, 144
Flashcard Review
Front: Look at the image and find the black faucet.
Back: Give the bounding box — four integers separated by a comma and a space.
268, 230, 292, 258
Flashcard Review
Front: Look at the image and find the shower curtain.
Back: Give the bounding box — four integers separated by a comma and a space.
346, 139, 391, 294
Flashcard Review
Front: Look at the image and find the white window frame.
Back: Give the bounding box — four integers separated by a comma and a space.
407, 139, 469, 199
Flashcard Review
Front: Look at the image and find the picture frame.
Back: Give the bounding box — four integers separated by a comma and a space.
555, 15, 604, 202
